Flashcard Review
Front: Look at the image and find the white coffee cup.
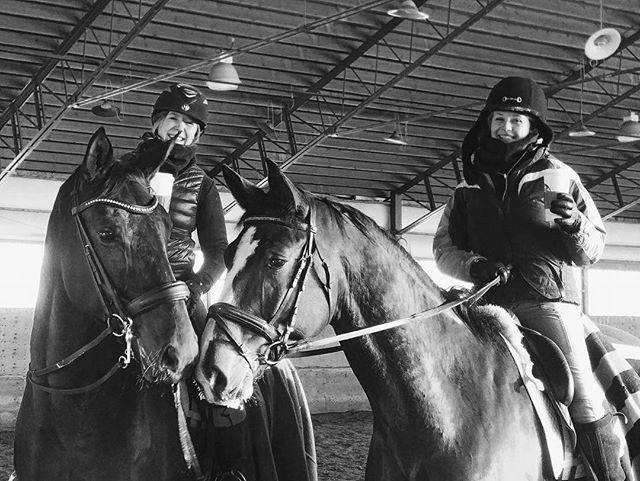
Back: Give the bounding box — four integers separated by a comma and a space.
150, 172, 174, 211
543, 169, 571, 226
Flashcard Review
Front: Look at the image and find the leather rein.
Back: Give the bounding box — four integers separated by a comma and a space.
210, 204, 501, 367
27, 178, 190, 395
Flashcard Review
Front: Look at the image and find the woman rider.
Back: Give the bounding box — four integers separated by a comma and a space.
433, 76, 626, 481
122, 83, 316, 481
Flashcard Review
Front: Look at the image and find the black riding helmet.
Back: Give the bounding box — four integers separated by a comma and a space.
152, 83, 209, 131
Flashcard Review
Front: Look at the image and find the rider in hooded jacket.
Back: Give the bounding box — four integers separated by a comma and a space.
433, 76, 626, 481
122, 83, 227, 335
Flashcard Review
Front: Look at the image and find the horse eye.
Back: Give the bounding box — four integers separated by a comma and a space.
98, 229, 117, 243
268, 258, 286, 269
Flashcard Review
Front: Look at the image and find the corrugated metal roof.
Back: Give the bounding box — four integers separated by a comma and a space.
1, 0, 639, 228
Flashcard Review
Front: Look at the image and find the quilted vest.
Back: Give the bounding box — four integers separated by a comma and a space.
166, 164, 205, 280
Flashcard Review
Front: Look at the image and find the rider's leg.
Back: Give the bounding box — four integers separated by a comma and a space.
509, 300, 626, 481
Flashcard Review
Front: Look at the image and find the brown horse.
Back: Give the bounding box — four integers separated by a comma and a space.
195, 159, 640, 481
13, 128, 199, 481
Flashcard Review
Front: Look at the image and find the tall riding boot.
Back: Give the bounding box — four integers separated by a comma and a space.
576, 413, 627, 481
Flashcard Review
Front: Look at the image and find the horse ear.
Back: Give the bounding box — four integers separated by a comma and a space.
81, 127, 114, 181
222, 164, 267, 211
265, 158, 307, 214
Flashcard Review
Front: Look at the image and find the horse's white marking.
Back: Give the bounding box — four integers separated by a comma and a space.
218, 226, 258, 305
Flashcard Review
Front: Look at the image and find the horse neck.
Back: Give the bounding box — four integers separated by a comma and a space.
324, 208, 483, 426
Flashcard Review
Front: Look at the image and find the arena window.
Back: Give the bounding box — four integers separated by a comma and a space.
585, 263, 640, 317
0, 241, 44, 308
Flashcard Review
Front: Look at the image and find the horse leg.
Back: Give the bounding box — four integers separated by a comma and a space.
365, 426, 405, 481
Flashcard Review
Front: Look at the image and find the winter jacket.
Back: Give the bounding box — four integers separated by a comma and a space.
433, 144, 605, 305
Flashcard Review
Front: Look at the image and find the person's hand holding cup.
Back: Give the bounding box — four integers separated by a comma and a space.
543, 169, 571, 227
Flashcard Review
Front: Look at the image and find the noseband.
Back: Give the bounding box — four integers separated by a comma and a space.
208, 203, 331, 367
28, 177, 190, 394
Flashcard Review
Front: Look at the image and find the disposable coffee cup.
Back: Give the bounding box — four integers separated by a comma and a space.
543, 169, 571, 226
150, 172, 174, 212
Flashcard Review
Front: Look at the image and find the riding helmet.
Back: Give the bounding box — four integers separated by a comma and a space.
152, 83, 209, 131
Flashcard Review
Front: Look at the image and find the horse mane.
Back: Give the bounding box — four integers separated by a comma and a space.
313, 194, 431, 278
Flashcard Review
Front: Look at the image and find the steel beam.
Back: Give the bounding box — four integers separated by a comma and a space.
0, 0, 170, 184
72, 0, 391, 109
557, 82, 640, 140
210, 2, 416, 175
603, 196, 640, 221
0, 0, 111, 132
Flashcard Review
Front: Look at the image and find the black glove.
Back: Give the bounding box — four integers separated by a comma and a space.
185, 279, 205, 318
470, 259, 510, 285
550, 193, 581, 233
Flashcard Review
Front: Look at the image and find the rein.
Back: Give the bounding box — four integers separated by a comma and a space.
287, 276, 502, 357
28, 178, 190, 395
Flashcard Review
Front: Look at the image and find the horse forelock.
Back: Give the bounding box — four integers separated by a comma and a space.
219, 226, 259, 304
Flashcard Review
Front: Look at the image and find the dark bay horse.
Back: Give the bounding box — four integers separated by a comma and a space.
195, 159, 640, 480
14, 128, 199, 481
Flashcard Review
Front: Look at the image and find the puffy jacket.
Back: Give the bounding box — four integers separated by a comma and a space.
433, 145, 605, 305
125, 136, 228, 293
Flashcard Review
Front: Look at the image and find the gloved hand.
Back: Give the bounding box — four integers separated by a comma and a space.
469, 259, 510, 285
185, 279, 205, 318
133, 134, 179, 170
550, 193, 581, 233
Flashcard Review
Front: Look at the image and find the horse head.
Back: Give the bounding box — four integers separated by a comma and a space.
55, 128, 198, 384
195, 159, 334, 406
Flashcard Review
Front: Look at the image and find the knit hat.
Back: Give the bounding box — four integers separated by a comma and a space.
152, 83, 209, 131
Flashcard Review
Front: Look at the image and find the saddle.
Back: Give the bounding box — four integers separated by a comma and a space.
501, 327, 582, 480
519, 325, 574, 407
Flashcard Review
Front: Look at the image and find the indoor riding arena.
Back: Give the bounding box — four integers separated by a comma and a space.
1, 1, 640, 480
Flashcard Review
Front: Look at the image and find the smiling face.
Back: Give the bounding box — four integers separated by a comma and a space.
155, 111, 200, 146
489, 110, 532, 143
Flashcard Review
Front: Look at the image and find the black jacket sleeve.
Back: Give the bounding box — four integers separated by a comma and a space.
192, 175, 228, 292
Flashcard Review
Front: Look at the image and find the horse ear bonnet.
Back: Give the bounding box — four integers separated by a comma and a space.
461, 76, 553, 184
152, 83, 209, 131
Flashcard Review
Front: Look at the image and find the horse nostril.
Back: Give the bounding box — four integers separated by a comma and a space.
161, 345, 179, 373
211, 366, 228, 395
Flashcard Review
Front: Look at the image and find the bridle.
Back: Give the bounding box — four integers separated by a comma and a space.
208, 201, 331, 367
28, 176, 190, 395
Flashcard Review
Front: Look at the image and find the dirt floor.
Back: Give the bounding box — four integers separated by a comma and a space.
0, 411, 372, 481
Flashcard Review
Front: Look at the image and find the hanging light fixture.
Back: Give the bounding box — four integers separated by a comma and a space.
569, 60, 596, 137
91, 100, 121, 118
384, 121, 408, 145
384, 130, 407, 145
207, 55, 241, 91
387, 0, 429, 21
616, 112, 640, 142
584, 0, 620, 61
